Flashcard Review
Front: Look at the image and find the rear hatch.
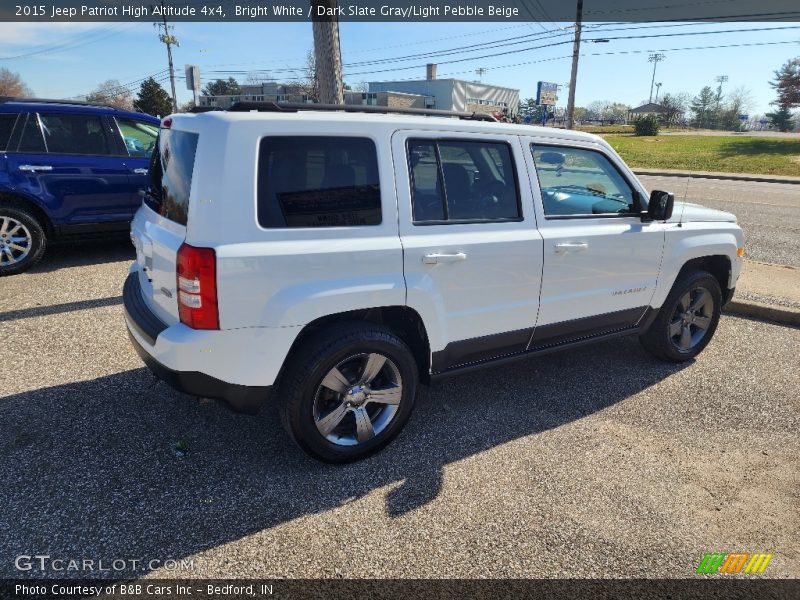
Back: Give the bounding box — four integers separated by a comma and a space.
131, 124, 199, 325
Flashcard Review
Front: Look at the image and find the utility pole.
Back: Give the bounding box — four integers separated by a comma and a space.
157, 0, 179, 112
311, 0, 344, 104
475, 67, 488, 82
648, 53, 665, 103
565, 0, 583, 130
714, 75, 728, 102
654, 82, 662, 103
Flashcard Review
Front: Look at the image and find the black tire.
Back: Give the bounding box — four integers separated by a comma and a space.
639, 270, 722, 362
0, 205, 46, 276
278, 322, 419, 463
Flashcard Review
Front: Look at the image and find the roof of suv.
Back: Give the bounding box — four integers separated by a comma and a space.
0, 97, 160, 123
175, 109, 603, 144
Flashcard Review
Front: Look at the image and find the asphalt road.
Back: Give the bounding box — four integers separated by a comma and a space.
1, 241, 798, 579
639, 175, 800, 267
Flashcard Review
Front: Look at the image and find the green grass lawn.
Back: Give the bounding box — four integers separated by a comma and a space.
603, 135, 800, 176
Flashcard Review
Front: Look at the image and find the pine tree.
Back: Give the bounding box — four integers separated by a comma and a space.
771, 58, 800, 109
690, 86, 717, 129
766, 106, 795, 132
133, 78, 173, 117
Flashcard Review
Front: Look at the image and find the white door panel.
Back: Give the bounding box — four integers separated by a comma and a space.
392, 130, 543, 370
521, 137, 666, 335
537, 219, 664, 326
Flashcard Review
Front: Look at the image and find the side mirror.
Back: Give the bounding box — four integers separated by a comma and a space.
645, 190, 674, 221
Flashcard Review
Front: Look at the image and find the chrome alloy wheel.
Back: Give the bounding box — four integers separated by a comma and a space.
313, 352, 403, 447
669, 287, 714, 352
0, 216, 32, 267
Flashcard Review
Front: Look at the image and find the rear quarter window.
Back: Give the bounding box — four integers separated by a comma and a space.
257, 136, 381, 228
0, 114, 18, 151
151, 129, 199, 226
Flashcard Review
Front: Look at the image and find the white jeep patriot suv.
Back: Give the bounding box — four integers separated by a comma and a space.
124, 103, 743, 462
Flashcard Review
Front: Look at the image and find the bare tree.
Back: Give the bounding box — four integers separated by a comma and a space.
85, 79, 133, 110
299, 49, 320, 103
0, 68, 33, 97
245, 72, 273, 85
659, 92, 691, 125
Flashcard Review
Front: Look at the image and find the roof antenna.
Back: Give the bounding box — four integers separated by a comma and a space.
677, 177, 689, 227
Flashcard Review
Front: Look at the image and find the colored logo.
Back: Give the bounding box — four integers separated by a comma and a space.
697, 553, 773, 574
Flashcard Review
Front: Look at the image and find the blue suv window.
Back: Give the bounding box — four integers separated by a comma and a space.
17, 114, 46, 153
39, 113, 113, 156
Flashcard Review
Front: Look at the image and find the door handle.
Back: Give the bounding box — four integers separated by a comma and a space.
133, 168, 148, 175
554, 242, 588, 254
18, 164, 53, 172
423, 252, 467, 264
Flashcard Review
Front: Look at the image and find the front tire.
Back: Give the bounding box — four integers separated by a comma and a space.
278, 322, 419, 463
640, 270, 722, 362
0, 207, 46, 276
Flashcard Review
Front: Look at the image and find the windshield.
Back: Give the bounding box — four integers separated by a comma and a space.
145, 129, 199, 226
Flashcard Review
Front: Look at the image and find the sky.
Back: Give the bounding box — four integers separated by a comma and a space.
1, 20, 799, 115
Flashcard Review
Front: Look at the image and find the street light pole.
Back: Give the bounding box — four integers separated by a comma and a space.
565, 0, 583, 130
648, 53, 665, 103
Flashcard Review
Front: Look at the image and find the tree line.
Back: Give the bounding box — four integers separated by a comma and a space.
518, 55, 799, 132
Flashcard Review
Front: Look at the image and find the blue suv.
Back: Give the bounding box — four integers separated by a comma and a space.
0, 98, 160, 275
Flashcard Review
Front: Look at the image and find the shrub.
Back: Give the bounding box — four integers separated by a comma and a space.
634, 115, 660, 136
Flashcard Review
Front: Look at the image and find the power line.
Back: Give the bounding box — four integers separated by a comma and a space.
0, 24, 138, 61
199, 22, 800, 79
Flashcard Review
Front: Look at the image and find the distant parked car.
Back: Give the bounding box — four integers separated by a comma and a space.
0, 98, 160, 275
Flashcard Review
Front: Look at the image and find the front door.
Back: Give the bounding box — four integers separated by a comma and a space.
113, 116, 160, 214
392, 130, 544, 373
523, 139, 666, 347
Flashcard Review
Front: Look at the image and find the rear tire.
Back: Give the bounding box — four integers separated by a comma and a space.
639, 270, 722, 362
0, 206, 46, 276
278, 322, 419, 463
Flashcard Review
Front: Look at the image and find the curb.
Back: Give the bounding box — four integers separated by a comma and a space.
633, 170, 800, 185
724, 300, 800, 328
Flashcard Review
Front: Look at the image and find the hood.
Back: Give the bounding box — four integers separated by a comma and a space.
669, 202, 737, 223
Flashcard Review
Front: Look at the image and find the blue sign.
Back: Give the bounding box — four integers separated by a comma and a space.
536, 82, 558, 106
738, 114, 749, 121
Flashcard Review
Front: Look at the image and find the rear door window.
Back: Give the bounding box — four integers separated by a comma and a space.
257, 136, 381, 228
408, 139, 521, 223
39, 113, 113, 156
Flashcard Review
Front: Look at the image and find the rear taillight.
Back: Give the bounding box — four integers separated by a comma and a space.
176, 243, 219, 330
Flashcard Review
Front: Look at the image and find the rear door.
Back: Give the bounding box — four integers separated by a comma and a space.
4, 111, 131, 230
523, 138, 666, 347
392, 130, 543, 372
131, 126, 198, 324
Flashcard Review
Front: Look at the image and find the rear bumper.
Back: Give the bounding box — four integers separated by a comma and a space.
123, 272, 272, 414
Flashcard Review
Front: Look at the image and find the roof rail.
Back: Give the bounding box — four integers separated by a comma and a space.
0, 96, 113, 109
226, 101, 498, 122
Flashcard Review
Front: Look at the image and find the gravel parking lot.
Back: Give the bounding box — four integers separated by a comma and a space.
1, 240, 798, 579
